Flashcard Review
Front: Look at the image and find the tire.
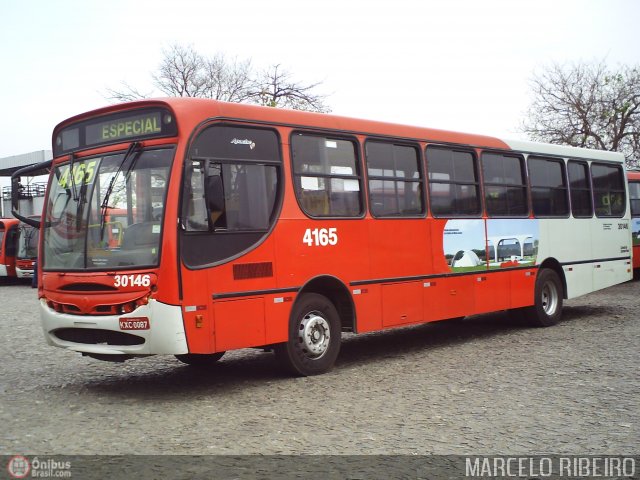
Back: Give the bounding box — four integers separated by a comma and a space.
175, 352, 225, 367
274, 293, 341, 376
523, 268, 563, 327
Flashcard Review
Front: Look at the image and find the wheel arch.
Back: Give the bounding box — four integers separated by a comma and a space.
538, 257, 567, 299
296, 275, 356, 333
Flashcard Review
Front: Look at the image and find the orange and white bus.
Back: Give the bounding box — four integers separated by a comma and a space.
629, 170, 640, 271
0, 218, 19, 278
12, 99, 632, 375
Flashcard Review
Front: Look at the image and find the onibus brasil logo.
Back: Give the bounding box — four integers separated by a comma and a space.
7, 456, 30, 479
7, 456, 72, 478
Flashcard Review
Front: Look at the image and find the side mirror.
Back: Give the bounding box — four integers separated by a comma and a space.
11, 160, 52, 228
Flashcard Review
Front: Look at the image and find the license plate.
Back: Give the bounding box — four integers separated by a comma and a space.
119, 317, 150, 330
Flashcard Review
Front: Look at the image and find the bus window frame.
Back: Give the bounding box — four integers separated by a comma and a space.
425, 144, 483, 219
629, 179, 640, 218
527, 155, 570, 219
567, 159, 594, 219
363, 138, 426, 219
289, 131, 365, 220
179, 122, 284, 269
480, 149, 529, 218
590, 161, 627, 218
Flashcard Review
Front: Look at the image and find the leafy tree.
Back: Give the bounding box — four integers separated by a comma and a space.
522, 61, 640, 168
106, 44, 329, 113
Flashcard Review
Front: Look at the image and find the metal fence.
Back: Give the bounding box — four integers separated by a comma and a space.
2, 182, 47, 201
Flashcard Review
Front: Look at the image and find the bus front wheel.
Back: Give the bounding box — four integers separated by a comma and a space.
175, 352, 225, 367
275, 293, 341, 376
524, 269, 563, 327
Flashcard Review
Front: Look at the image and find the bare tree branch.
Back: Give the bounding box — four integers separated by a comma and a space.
522, 60, 640, 168
246, 64, 330, 113
105, 44, 331, 113
104, 82, 153, 102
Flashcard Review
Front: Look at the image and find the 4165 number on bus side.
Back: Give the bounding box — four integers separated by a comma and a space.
302, 228, 338, 247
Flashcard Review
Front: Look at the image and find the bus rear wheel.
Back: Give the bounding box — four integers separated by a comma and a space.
275, 293, 341, 376
524, 269, 563, 327
175, 352, 225, 367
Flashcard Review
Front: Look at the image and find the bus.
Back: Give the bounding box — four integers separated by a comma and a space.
629, 170, 640, 271
15, 222, 39, 279
12, 99, 632, 376
0, 218, 20, 278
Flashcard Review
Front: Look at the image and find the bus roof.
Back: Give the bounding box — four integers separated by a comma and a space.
505, 139, 625, 163
53, 98, 626, 163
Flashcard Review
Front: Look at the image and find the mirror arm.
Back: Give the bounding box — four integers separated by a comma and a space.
11, 160, 53, 228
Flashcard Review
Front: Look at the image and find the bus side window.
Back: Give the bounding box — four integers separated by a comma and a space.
481, 152, 528, 217
183, 160, 209, 231
567, 160, 593, 218
591, 163, 626, 217
630, 182, 640, 216
365, 140, 424, 217
426, 146, 481, 217
528, 157, 569, 217
6, 226, 18, 257
205, 167, 226, 229
291, 134, 363, 218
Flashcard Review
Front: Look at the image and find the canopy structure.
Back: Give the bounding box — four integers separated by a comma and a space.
0, 150, 51, 177
0, 150, 51, 218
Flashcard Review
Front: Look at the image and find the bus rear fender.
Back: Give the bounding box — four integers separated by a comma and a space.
297, 275, 356, 333
538, 257, 567, 299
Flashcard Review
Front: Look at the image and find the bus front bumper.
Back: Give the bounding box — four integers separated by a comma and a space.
16, 267, 33, 278
39, 298, 188, 357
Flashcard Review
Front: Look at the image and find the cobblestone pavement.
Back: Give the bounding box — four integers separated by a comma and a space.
0, 279, 638, 455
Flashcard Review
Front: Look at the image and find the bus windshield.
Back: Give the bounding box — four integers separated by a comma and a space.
17, 225, 39, 259
42, 147, 174, 271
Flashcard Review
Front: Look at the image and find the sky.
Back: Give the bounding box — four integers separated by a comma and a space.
1, 0, 639, 160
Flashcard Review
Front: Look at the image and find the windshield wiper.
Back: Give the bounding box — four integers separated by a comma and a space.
99, 142, 141, 240
76, 174, 90, 230
69, 152, 78, 201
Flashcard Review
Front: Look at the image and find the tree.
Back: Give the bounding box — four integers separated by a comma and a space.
522, 61, 640, 168
106, 44, 329, 113
249, 64, 330, 113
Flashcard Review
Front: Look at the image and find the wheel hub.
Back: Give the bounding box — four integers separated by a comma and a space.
298, 312, 330, 359
541, 282, 558, 315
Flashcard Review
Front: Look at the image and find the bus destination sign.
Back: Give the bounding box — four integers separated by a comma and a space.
54, 107, 177, 155
86, 111, 162, 145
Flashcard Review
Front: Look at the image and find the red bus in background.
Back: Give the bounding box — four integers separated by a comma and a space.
15, 222, 39, 279
11, 99, 633, 376
0, 218, 20, 278
629, 170, 640, 271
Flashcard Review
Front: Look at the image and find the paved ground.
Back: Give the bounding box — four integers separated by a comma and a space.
0, 278, 638, 455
